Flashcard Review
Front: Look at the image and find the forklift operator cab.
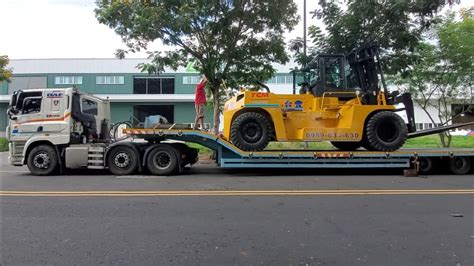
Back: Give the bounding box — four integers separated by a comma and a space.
297, 54, 359, 100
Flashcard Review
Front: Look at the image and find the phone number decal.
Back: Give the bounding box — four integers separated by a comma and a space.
306, 132, 360, 139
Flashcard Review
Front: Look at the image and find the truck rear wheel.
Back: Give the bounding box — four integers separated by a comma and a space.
230, 112, 273, 151
27, 145, 59, 176
107, 146, 138, 175
331, 141, 362, 151
365, 111, 407, 151
449, 156, 471, 175
146, 145, 179, 175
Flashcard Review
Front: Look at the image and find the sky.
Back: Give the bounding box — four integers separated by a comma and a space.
0, 0, 320, 59
0, 0, 467, 59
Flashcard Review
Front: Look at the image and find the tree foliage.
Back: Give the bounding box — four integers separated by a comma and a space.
392, 14, 473, 147
295, 0, 455, 73
0, 55, 12, 83
95, 0, 298, 133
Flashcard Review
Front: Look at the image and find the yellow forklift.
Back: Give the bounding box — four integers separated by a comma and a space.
223, 45, 417, 151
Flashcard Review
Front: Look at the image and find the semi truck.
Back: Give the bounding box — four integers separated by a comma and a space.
5, 87, 474, 176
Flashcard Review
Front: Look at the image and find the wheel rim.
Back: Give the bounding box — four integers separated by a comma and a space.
241, 121, 262, 143
153, 151, 172, 170
376, 120, 399, 143
33, 152, 50, 169
114, 152, 131, 168
452, 157, 465, 170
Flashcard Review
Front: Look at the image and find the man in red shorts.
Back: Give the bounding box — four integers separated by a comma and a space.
193, 74, 208, 130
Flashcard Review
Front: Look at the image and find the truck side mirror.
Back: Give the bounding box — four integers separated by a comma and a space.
7, 108, 18, 120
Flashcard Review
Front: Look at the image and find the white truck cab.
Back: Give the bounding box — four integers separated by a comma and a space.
7, 88, 110, 174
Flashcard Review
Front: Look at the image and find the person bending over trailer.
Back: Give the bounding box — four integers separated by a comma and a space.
193, 74, 208, 130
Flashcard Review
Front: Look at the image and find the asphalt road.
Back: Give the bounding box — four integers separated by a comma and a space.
1, 152, 473, 265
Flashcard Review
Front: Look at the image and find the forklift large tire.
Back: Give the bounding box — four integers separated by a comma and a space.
365, 111, 408, 151
107, 146, 138, 175
27, 145, 59, 176
230, 112, 273, 151
146, 145, 179, 175
331, 141, 362, 151
448, 156, 471, 175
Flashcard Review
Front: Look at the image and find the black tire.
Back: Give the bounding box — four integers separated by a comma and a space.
146, 145, 179, 175
449, 156, 471, 175
107, 145, 138, 175
419, 157, 436, 175
169, 143, 199, 165
365, 111, 408, 151
230, 112, 273, 151
331, 141, 362, 151
27, 145, 59, 176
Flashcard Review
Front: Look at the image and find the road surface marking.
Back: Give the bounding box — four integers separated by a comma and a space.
1, 189, 473, 197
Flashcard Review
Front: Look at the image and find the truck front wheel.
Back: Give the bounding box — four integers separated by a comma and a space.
230, 112, 273, 151
27, 145, 59, 176
107, 146, 138, 175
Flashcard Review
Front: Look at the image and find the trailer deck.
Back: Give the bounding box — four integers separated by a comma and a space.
123, 128, 474, 173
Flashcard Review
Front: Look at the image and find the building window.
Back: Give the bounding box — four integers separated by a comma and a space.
183, 76, 200, 85
133, 77, 175, 94
54, 76, 82, 85
423, 123, 433, 129
266, 76, 293, 84
96, 76, 124, 85
416, 123, 424, 130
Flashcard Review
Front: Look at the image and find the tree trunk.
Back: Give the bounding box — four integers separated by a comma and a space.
438, 133, 447, 148
446, 132, 452, 147
211, 87, 220, 135
438, 132, 452, 148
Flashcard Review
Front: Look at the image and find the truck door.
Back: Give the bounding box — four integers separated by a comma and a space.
9, 91, 44, 140
41, 90, 69, 134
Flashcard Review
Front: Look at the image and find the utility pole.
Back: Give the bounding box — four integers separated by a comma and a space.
303, 0, 307, 69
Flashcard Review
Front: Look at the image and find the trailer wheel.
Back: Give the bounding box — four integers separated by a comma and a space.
107, 146, 138, 175
418, 157, 436, 175
230, 112, 273, 151
27, 145, 59, 176
449, 156, 471, 175
365, 111, 407, 151
331, 141, 362, 151
169, 143, 199, 166
146, 145, 179, 175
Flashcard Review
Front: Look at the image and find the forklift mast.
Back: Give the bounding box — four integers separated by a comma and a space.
346, 44, 389, 104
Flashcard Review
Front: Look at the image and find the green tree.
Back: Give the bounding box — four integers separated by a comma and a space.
95, 0, 298, 133
0, 55, 12, 83
393, 14, 473, 147
299, 0, 455, 73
